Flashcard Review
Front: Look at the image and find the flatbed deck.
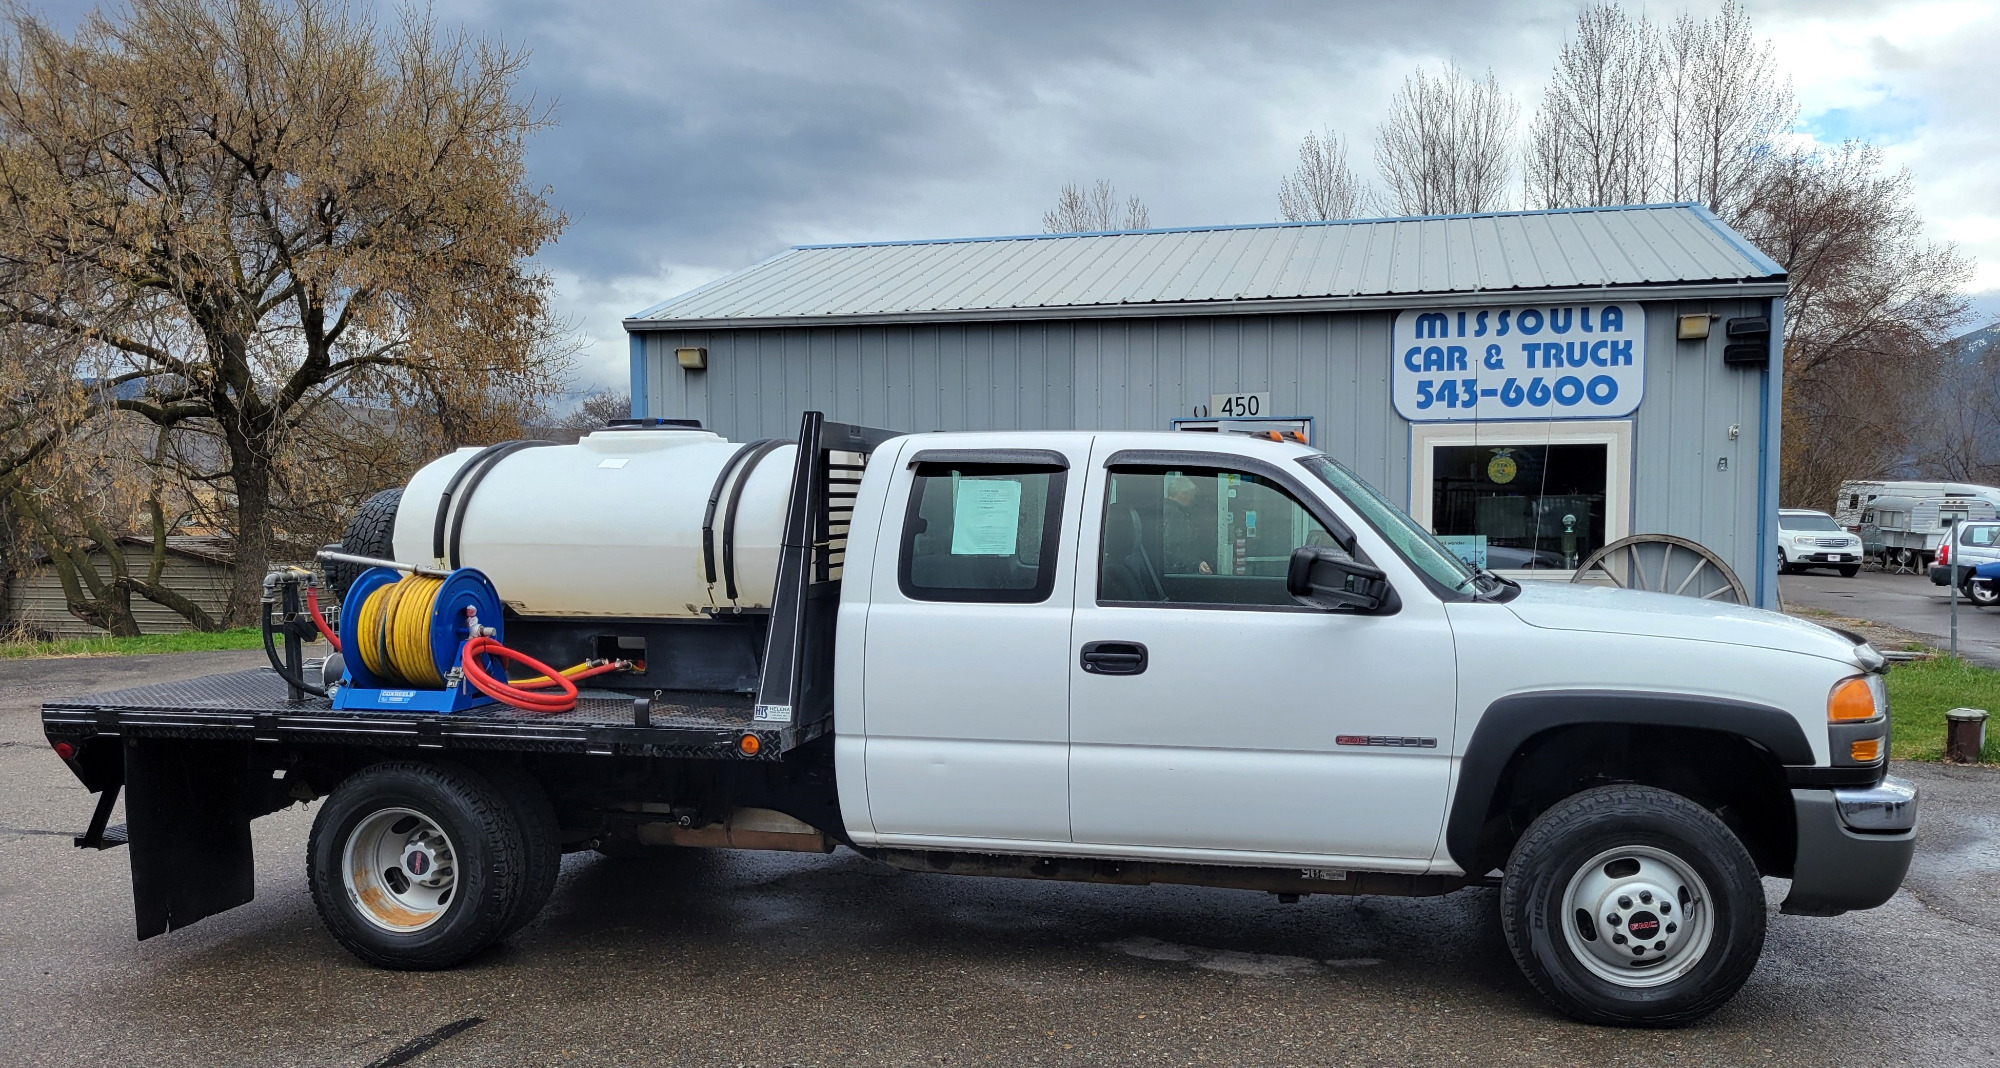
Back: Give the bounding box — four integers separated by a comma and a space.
42, 669, 811, 760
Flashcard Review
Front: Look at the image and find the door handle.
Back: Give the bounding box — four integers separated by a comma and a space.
1080, 641, 1148, 676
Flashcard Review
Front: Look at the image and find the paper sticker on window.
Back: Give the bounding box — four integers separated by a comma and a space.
951, 479, 1021, 556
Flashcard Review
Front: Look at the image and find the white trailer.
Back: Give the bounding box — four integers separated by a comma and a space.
1835, 479, 2000, 529
1850, 492, 2000, 571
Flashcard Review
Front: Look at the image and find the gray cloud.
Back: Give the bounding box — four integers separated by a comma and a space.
21, 0, 2000, 385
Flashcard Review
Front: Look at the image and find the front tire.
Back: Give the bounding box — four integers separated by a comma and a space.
1501, 785, 1765, 1027
308, 761, 531, 970
1838, 565, 1859, 578
1776, 549, 1793, 575
1964, 576, 2000, 608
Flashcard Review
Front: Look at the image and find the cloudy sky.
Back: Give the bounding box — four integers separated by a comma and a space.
38, 0, 2000, 396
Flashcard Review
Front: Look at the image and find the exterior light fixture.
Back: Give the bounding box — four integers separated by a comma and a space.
676, 347, 708, 370
1677, 314, 1711, 340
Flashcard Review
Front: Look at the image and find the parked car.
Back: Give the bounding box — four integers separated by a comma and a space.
1928, 520, 2000, 608
1778, 509, 1862, 576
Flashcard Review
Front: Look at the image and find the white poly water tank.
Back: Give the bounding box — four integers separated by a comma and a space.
389, 428, 797, 618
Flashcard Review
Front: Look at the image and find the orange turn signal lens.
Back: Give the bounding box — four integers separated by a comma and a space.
738, 733, 762, 756
1850, 738, 1882, 762
1828, 677, 1877, 722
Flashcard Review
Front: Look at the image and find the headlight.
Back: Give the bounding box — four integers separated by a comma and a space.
1829, 676, 1881, 722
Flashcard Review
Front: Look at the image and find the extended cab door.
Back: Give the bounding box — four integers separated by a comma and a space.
858, 439, 1090, 845
1067, 444, 1459, 865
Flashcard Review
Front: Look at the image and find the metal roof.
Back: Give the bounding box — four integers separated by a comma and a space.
628, 203, 1786, 330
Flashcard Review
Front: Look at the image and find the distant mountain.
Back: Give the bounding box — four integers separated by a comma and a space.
1953, 323, 2000, 364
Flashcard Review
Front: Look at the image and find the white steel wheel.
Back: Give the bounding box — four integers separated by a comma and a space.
308, 761, 530, 969
1558, 845, 1715, 988
343, 807, 460, 932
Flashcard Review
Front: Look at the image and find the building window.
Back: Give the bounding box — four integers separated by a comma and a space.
1097, 467, 1342, 607
898, 463, 1066, 603
1410, 421, 1631, 573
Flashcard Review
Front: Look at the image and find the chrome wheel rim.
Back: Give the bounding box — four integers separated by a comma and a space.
342, 807, 459, 932
1559, 844, 1714, 988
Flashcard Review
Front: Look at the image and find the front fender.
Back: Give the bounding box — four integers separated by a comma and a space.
1446, 690, 1814, 872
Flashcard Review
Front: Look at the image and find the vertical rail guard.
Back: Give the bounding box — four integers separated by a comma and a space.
753, 412, 899, 734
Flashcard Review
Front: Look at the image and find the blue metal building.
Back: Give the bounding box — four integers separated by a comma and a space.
624, 203, 1788, 604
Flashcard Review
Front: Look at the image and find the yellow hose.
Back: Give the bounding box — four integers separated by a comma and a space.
354, 574, 447, 687
508, 662, 594, 688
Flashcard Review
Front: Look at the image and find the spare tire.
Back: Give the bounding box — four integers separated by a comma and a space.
325, 488, 403, 600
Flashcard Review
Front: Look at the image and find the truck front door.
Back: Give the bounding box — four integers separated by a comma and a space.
859, 443, 1086, 845
1067, 449, 1458, 865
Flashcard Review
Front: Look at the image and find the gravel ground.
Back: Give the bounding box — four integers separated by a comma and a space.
2, 650, 1995, 1067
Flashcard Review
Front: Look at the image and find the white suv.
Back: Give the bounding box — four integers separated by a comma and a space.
1779, 509, 1862, 577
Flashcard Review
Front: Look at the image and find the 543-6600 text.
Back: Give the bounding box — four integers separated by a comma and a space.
1413, 374, 1621, 411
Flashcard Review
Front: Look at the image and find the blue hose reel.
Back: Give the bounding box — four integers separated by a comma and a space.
331, 566, 507, 714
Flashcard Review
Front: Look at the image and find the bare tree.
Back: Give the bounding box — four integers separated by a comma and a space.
555, 391, 633, 438
1661, 1, 1795, 216
1912, 350, 2000, 486
1732, 142, 1973, 507
1043, 179, 1150, 233
1375, 63, 1518, 216
1525, 3, 1659, 208
1278, 128, 1366, 221
0, 0, 572, 622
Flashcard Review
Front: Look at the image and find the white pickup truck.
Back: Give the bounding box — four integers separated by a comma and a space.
42, 413, 1916, 1028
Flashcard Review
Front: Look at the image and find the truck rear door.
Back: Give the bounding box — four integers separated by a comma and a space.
858, 439, 1090, 845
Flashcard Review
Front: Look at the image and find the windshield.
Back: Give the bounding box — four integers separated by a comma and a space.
1780, 513, 1844, 532
1298, 454, 1478, 591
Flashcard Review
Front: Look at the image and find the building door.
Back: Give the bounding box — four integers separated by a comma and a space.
860, 444, 1085, 844
1068, 453, 1458, 863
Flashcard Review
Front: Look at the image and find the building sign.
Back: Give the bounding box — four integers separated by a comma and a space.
1391, 303, 1646, 423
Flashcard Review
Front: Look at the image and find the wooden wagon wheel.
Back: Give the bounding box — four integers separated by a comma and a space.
1570, 533, 1750, 604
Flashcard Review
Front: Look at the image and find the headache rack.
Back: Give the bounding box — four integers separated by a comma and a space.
42, 412, 900, 766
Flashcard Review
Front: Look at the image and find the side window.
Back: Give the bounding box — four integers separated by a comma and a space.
899, 463, 1066, 603
1971, 526, 2000, 548
1098, 466, 1343, 608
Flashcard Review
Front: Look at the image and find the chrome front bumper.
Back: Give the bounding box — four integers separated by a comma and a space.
1833, 776, 1918, 832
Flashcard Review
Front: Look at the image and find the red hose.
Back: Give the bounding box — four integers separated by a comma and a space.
306, 585, 341, 651
460, 636, 579, 713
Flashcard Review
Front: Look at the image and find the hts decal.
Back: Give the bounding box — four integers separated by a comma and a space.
1391, 303, 1646, 422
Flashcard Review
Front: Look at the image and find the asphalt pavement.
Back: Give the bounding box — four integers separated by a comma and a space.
1781, 567, 2000, 667
4, 650, 1998, 1067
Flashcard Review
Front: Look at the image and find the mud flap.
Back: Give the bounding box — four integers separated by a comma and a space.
125, 737, 255, 939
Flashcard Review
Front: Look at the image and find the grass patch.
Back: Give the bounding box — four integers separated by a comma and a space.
1887, 655, 2000, 761
0, 627, 265, 660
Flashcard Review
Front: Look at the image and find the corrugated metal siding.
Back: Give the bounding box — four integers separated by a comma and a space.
6, 546, 233, 637
648, 300, 1773, 589
650, 311, 1410, 503
1627, 297, 1771, 590
631, 205, 1782, 327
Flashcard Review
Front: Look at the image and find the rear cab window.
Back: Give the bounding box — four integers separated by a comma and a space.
899, 460, 1067, 603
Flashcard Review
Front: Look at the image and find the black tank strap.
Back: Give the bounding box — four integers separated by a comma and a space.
722, 440, 791, 602
437, 440, 555, 569
702, 439, 782, 586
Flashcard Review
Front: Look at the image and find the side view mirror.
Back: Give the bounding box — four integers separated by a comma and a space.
1286, 546, 1390, 612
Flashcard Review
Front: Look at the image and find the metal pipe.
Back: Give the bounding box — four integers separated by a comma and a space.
314, 549, 451, 578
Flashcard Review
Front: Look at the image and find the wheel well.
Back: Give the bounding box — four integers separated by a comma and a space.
1471, 724, 1796, 878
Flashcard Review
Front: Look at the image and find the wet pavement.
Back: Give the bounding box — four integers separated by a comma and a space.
1782, 568, 2000, 667
4, 650, 1998, 1067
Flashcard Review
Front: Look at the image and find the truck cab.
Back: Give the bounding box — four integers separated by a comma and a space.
834, 430, 1915, 1023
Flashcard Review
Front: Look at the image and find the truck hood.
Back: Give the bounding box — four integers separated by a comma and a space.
1504, 580, 1866, 665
